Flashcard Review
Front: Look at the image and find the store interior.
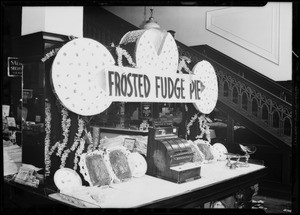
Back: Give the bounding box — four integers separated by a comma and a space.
2, 3, 298, 213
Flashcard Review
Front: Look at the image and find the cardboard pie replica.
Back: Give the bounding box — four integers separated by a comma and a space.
51, 38, 115, 116
192, 60, 218, 114
106, 146, 132, 183
211, 143, 228, 161
119, 28, 179, 72
79, 150, 112, 187
54, 168, 83, 192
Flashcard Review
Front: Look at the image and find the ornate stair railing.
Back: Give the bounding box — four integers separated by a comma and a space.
176, 41, 292, 148
191, 45, 293, 104
83, 7, 292, 148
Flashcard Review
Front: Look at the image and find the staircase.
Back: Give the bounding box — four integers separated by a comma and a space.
189, 45, 292, 151
83, 6, 293, 198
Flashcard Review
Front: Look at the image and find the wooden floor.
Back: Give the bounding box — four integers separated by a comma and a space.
252, 195, 292, 213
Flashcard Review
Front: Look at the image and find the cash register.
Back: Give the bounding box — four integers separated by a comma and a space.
146, 120, 201, 183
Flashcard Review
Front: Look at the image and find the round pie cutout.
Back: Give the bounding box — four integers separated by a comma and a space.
192, 60, 218, 114
127, 152, 147, 177
51, 38, 115, 116
211, 143, 228, 161
54, 168, 82, 191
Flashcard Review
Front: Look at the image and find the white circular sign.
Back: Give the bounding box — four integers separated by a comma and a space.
54, 168, 82, 191
51, 38, 115, 116
192, 60, 218, 114
211, 143, 228, 161
127, 152, 147, 178
120, 28, 178, 73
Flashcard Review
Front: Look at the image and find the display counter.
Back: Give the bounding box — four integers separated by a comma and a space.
3, 160, 267, 209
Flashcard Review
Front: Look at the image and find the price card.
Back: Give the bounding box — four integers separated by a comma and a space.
6, 117, 16, 127
14, 166, 40, 188
123, 138, 136, 152
2, 105, 10, 118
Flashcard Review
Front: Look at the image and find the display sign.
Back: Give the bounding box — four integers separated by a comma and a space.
123, 138, 136, 151
2, 105, 10, 118
51, 35, 218, 116
141, 103, 152, 119
7, 57, 23, 77
6, 117, 16, 127
23, 89, 33, 103
106, 66, 205, 103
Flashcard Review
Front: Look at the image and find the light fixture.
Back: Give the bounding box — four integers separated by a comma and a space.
143, 7, 161, 29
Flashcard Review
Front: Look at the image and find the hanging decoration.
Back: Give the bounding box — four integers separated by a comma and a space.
113, 44, 136, 67
44, 101, 52, 176
177, 56, 193, 74
60, 117, 85, 168
186, 113, 211, 142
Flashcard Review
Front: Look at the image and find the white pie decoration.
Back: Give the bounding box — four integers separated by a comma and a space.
211, 143, 228, 161
127, 152, 147, 178
51, 38, 115, 116
120, 28, 179, 73
192, 60, 218, 114
105, 146, 132, 183
78, 150, 113, 187
54, 168, 82, 192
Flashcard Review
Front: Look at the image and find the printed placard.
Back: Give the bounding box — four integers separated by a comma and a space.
6, 117, 16, 127
7, 57, 23, 77
106, 66, 205, 103
123, 138, 136, 151
2, 105, 10, 118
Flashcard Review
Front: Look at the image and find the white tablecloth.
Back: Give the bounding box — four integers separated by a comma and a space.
51, 161, 265, 208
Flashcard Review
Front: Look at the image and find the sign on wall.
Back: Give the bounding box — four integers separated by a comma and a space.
7, 57, 23, 77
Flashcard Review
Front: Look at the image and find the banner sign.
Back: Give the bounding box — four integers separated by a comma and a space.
106, 66, 205, 103
51, 37, 218, 116
7, 57, 23, 77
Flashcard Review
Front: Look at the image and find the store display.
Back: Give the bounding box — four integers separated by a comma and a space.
211, 143, 228, 161
79, 150, 112, 187
225, 144, 257, 169
194, 139, 214, 162
51, 38, 115, 116
123, 138, 136, 152
147, 124, 201, 183
192, 60, 218, 114
5, 6, 275, 210
120, 28, 178, 73
106, 146, 132, 182
49, 192, 100, 208
187, 140, 205, 163
127, 152, 147, 178
54, 168, 82, 192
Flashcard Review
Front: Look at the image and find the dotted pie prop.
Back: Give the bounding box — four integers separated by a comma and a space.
192, 60, 218, 114
120, 29, 178, 72
51, 38, 115, 116
211, 143, 228, 161
54, 168, 82, 192
127, 152, 147, 178
51, 33, 218, 115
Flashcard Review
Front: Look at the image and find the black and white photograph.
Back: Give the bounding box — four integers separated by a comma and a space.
1, 0, 299, 214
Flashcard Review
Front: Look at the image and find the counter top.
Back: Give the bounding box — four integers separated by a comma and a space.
48, 161, 267, 208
